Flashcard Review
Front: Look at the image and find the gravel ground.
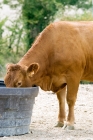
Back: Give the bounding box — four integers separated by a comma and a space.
0, 84, 93, 140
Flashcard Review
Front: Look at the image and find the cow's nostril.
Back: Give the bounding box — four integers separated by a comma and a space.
18, 82, 22, 86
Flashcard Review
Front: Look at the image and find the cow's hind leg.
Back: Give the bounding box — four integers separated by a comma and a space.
56, 86, 66, 127
63, 77, 80, 130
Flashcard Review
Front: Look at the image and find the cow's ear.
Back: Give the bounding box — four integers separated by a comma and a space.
6, 63, 13, 69
27, 63, 39, 77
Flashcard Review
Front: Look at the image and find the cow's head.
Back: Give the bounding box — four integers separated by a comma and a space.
4, 63, 39, 87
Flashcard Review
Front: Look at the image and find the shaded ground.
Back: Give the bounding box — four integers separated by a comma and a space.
0, 84, 93, 140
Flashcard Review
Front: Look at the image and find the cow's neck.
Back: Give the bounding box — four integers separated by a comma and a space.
18, 45, 48, 69
18, 27, 53, 91
19, 49, 39, 65
18, 27, 51, 68
34, 74, 53, 91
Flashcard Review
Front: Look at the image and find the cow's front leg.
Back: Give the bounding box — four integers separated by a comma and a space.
56, 86, 66, 127
63, 78, 80, 130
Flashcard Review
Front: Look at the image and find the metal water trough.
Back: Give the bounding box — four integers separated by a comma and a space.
0, 80, 39, 136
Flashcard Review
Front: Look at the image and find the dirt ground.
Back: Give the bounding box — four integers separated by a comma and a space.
0, 84, 93, 140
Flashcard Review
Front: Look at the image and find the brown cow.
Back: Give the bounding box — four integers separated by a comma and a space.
4, 21, 93, 130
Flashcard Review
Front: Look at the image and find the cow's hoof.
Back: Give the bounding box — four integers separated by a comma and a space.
62, 124, 74, 130
55, 122, 64, 127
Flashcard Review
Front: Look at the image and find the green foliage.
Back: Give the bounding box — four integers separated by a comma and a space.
80, 81, 93, 84
21, 0, 63, 50
77, 0, 92, 9
0, 18, 7, 45
61, 11, 93, 21
56, 0, 91, 9
5, 20, 24, 53
56, 0, 78, 5
0, 18, 7, 73
0, 18, 26, 77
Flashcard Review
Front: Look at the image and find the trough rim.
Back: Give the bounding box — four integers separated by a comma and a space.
0, 86, 39, 96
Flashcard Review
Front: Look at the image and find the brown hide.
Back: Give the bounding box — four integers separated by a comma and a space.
4, 21, 93, 129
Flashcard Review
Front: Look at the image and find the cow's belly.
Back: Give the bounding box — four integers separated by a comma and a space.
81, 70, 93, 82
